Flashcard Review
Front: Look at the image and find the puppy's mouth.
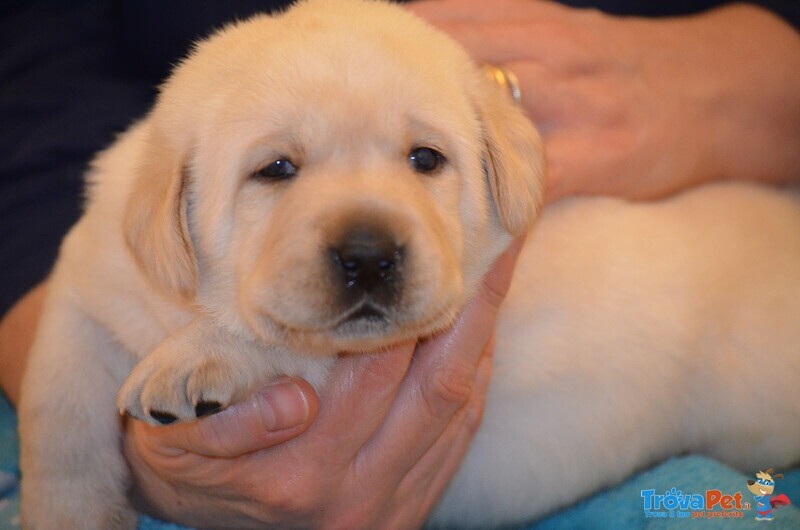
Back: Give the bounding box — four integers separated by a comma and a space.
334, 302, 393, 334
342, 303, 388, 323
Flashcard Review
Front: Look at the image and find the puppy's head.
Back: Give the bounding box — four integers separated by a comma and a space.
124, 0, 545, 353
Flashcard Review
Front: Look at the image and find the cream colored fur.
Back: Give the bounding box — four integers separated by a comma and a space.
18, 0, 800, 528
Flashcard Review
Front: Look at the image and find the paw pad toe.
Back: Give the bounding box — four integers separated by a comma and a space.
194, 400, 223, 418
149, 410, 178, 425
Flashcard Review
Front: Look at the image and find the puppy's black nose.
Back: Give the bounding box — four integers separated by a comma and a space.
330, 227, 403, 297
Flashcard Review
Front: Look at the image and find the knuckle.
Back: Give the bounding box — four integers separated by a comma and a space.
422, 362, 476, 418
480, 275, 510, 312
203, 421, 233, 456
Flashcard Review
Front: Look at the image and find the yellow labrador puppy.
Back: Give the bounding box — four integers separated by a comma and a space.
18, 0, 800, 528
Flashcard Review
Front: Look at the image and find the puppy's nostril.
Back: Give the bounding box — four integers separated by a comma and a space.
332, 248, 399, 277
341, 257, 361, 274
378, 258, 394, 272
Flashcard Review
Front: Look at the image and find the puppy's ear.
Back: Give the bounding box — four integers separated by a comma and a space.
475, 74, 546, 236
123, 128, 197, 301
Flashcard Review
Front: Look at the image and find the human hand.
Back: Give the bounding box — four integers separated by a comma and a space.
407, 0, 800, 202
124, 240, 524, 529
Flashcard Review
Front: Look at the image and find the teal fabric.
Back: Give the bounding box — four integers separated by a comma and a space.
527, 456, 800, 530
0, 393, 19, 529
1, 391, 798, 529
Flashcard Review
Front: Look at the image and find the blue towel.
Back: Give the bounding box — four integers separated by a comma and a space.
1, 392, 798, 529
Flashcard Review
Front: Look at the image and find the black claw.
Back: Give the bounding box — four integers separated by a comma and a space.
149, 410, 178, 425
194, 400, 223, 418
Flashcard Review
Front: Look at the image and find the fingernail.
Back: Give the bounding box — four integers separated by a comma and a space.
258, 379, 309, 431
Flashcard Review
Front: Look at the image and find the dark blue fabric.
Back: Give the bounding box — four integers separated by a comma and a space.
0, 2, 153, 315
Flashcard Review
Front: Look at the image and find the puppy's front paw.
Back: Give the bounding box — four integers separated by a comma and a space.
116, 321, 274, 425
118, 353, 239, 425
117, 318, 333, 426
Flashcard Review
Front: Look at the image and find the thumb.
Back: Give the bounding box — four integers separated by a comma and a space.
132, 377, 319, 458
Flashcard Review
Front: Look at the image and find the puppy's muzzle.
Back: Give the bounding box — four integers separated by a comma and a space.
329, 225, 404, 311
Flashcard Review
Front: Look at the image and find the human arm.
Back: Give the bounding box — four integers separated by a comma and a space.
407, 0, 800, 202
0, 284, 47, 405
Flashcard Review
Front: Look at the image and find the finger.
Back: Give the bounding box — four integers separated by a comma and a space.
405, 0, 479, 23
503, 60, 571, 129
471, 237, 525, 313
449, 22, 547, 64
358, 241, 522, 482
540, 131, 579, 203
133, 377, 319, 458
406, 0, 567, 24
408, 15, 575, 66
308, 341, 416, 459
543, 128, 635, 201
392, 339, 495, 526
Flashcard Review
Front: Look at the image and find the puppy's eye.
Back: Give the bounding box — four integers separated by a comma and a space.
408, 147, 445, 174
255, 158, 298, 181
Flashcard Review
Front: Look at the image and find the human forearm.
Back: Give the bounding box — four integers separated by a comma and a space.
0, 283, 46, 405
